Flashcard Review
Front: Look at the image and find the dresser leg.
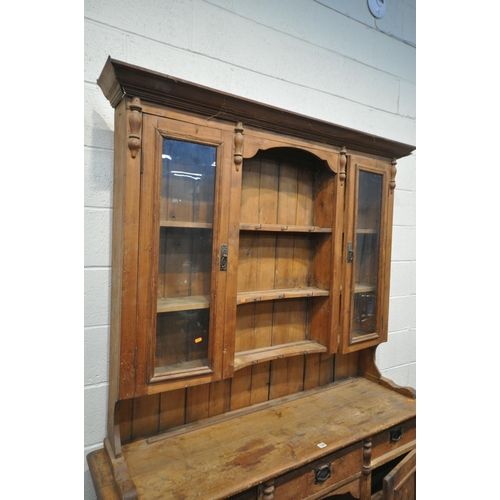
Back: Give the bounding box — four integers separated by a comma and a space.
259, 479, 275, 500
360, 439, 372, 500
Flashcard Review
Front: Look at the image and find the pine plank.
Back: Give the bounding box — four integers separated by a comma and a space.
234, 340, 327, 371
116, 378, 415, 499
87, 449, 120, 500
156, 295, 210, 312
239, 223, 331, 232
269, 356, 305, 399
303, 352, 322, 391
131, 394, 160, 440
185, 383, 210, 423
255, 233, 277, 291
259, 157, 279, 224
123, 378, 415, 500
235, 302, 256, 353
229, 366, 252, 411
237, 286, 329, 304
160, 220, 213, 228
208, 379, 231, 418
252, 302, 273, 349
237, 232, 258, 293
296, 166, 314, 226
277, 161, 298, 226
275, 234, 295, 289
240, 157, 261, 223
159, 388, 186, 431
249, 362, 271, 405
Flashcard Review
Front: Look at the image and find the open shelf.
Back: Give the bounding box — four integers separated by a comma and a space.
233, 340, 327, 370
240, 223, 331, 233
236, 149, 334, 359
237, 286, 329, 305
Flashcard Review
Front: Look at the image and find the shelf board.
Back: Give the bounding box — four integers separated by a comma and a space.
157, 295, 210, 313
354, 284, 376, 294
237, 286, 329, 304
356, 228, 377, 234
234, 340, 328, 370
160, 220, 213, 229
240, 223, 331, 233
153, 359, 210, 378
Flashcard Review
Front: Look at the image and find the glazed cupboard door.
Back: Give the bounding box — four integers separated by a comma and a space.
341, 155, 396, 353
135, 113, 234, 395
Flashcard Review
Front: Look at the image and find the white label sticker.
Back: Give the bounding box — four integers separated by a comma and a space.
317, 442, 327, 448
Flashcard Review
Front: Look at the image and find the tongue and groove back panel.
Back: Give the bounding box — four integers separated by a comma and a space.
119, 146, 353, 444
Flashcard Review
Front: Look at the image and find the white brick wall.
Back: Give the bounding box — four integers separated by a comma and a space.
84, 1, 416, 497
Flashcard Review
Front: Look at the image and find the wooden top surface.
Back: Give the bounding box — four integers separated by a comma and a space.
106, 377, 415, 499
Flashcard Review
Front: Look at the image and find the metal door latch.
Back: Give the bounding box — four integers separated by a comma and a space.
347, 241, 354, 263
220, 244, 228, 271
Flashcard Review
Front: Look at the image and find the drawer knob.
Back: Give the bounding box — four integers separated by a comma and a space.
389, 426, 403, 443
314, 463, 332, 484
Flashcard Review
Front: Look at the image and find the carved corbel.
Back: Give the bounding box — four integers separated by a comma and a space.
234, 122, 244, 171
127, 97, 142, 159
339, 147, 347, 185
389, 157, 397, 192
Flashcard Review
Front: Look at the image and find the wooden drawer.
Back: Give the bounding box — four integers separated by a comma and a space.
228, 487, 257, 500
271, 442, 362, 500
371, 417, 416, 466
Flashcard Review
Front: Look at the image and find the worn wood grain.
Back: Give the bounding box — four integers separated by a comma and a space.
114, 378, 415, 500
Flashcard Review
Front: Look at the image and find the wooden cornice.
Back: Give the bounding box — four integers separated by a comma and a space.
97, 57, 415, 159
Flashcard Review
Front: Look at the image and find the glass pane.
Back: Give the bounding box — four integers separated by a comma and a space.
352, 170, 382, 338
155, 310, 210, 375
160, 139, 216, 224
155, 139, 216, 375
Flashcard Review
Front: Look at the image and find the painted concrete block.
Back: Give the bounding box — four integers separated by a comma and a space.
85, 326, 110, 386
84, 384, 108, 446
84, 84, 114, 150
394, 153, 416, 192
192, 2, 282, 77
84, 208, 112, 268
377, 329, 416, 369
394, 189, 416, 227
390, 261, 416, 297
84, 21, 127, 83
306, 86, 415, 145
128, 37, 233, 95
85, 0, 192, 51
389, 295, 416, 332
398, 79, 416, 119
341, 55, 399, 112
234, 0, 312, 42
84, 148, 113, 209
391, 226, 416, 262
84, 268, 111, 328
379, 363, 416, 389
230, 66, 310, 115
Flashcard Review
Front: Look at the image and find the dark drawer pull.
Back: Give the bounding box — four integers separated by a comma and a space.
389, 425, 403, 443
314, 463, 332, 484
